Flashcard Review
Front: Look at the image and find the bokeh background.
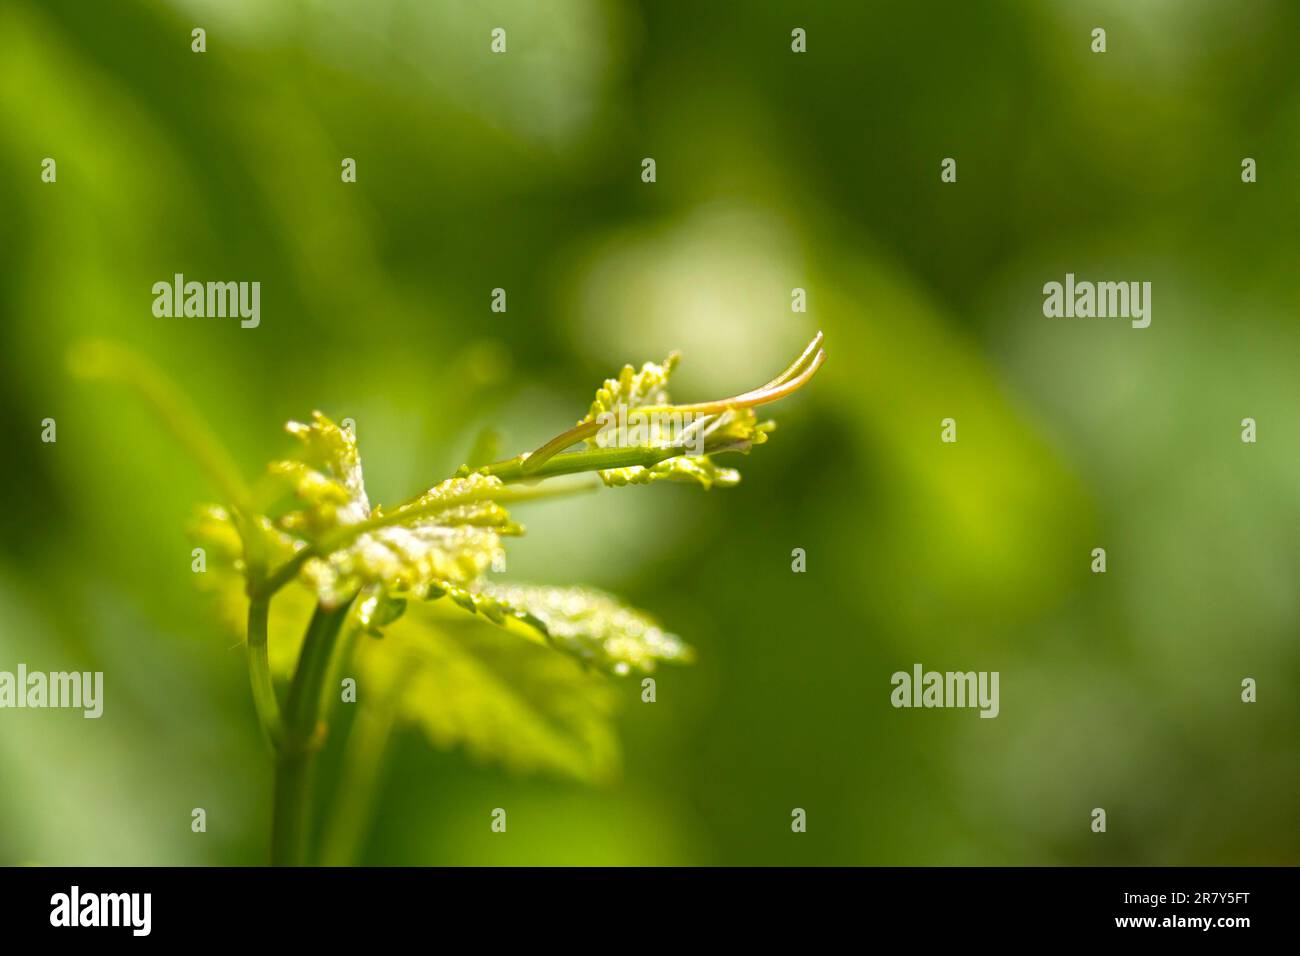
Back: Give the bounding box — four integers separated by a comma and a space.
1, 0, 1297, 865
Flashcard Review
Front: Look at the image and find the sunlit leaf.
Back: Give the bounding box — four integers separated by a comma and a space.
597, 455, 741, 489
361, 603, 622, 784
423, 580, 694, 676
273, 414, 370, 534
198, 573, 620, 784
244, 413, 519, 608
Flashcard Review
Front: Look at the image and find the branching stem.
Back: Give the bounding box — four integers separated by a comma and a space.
508, 331, 825, 476
271, 599, 354, 866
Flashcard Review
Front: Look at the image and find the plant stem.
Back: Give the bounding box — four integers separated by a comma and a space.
271, 751, 312, 867
484, 443, 689, 482
315, 479, 599, 553
518, 419, 605, 475
503, 331, 826, 477
245, 595, 283, 744
271, 599, 353, 866
318, 665, 405, 867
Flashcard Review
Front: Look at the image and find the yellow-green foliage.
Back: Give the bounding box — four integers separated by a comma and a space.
175, 334, 823, 783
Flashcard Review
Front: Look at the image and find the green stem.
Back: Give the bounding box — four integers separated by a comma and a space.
505, 331, 826, 476
518, 419, 604, 475
272, 751, 312, 867
255, 548, 316, 601
312, 479, 598, 555
484, 443, 688, 482
245, 595, 283, 744
318, 667, 404, 867
271, 600, 353, 866
483, 427, 766, 484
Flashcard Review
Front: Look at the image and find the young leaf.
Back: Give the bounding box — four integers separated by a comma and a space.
361, 603, 622, 783
264, 413, 518, 608
422, 581, 694, 676
572, 353, 785, 489
198, 572, 621, 784
596, 456, 741, 489
583, 353, 681, 425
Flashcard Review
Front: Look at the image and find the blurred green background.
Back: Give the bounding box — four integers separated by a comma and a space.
1, 0, 1297, 865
